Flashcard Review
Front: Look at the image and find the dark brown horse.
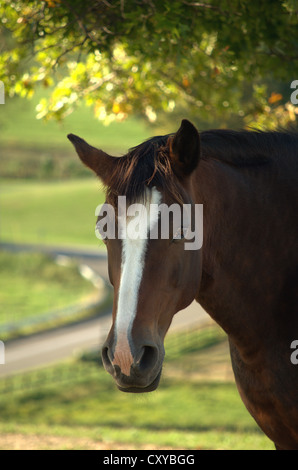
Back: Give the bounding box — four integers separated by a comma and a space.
68, 119, 298, 450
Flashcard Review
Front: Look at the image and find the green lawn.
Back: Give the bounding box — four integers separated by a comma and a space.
0, 251, 97, 329
0, 91, 154, 179
0, 326, 275, 450
0, 89, 154, 180
0, 178, 106, 247
0, 91, 153, 154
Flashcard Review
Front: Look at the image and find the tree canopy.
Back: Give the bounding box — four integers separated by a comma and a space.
1, 0, 298, 129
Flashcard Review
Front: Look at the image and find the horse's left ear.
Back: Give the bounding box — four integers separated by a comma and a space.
67, 133, 117, 184
169, 119, 200, 177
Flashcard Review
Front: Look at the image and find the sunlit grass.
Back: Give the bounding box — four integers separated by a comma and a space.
0, 92, 152, 154
0, 326, 275, 450
0, 178, 105, 247
0, 90, 154, 179
0, 251, 97, 326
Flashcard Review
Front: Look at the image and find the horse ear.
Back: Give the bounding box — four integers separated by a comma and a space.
67, 134, 116, 183
169, 119, 200, 177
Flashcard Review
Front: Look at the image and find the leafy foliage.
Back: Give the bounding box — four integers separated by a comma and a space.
1, 0, 298, 128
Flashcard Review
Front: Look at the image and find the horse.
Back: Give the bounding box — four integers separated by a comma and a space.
68, 119, 298, 450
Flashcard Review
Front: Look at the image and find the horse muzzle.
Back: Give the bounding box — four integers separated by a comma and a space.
101, 341, 165, 393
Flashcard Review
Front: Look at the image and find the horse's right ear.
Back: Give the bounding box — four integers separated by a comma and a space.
169, 119, 201, 178
67, 134, 116, 183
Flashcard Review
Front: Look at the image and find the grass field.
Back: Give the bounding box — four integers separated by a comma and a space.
0, 90, 154, 153
0, 325, 275, 450
0, 91, 154, 179
0, 178, 105, 247
0, 251, 98, 332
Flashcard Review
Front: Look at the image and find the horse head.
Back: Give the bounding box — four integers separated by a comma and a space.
68, 119, 202, 392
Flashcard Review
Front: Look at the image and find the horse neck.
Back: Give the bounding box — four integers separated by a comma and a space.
191, 158, 276, 355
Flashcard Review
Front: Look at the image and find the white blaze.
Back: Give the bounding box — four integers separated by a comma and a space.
112, 188, 162, 375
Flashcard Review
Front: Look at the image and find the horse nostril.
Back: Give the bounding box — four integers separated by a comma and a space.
137, 345, 158, 373
101, 346, 114, 374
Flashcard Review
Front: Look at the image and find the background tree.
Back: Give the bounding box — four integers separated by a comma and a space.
1, 0, 298, 130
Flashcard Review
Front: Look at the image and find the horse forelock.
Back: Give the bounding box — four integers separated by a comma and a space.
104, 134, 184, 207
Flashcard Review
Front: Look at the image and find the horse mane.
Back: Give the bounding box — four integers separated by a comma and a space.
105, 128, 298, 205
105, 135, 184, 205
200, 128, 298, 167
